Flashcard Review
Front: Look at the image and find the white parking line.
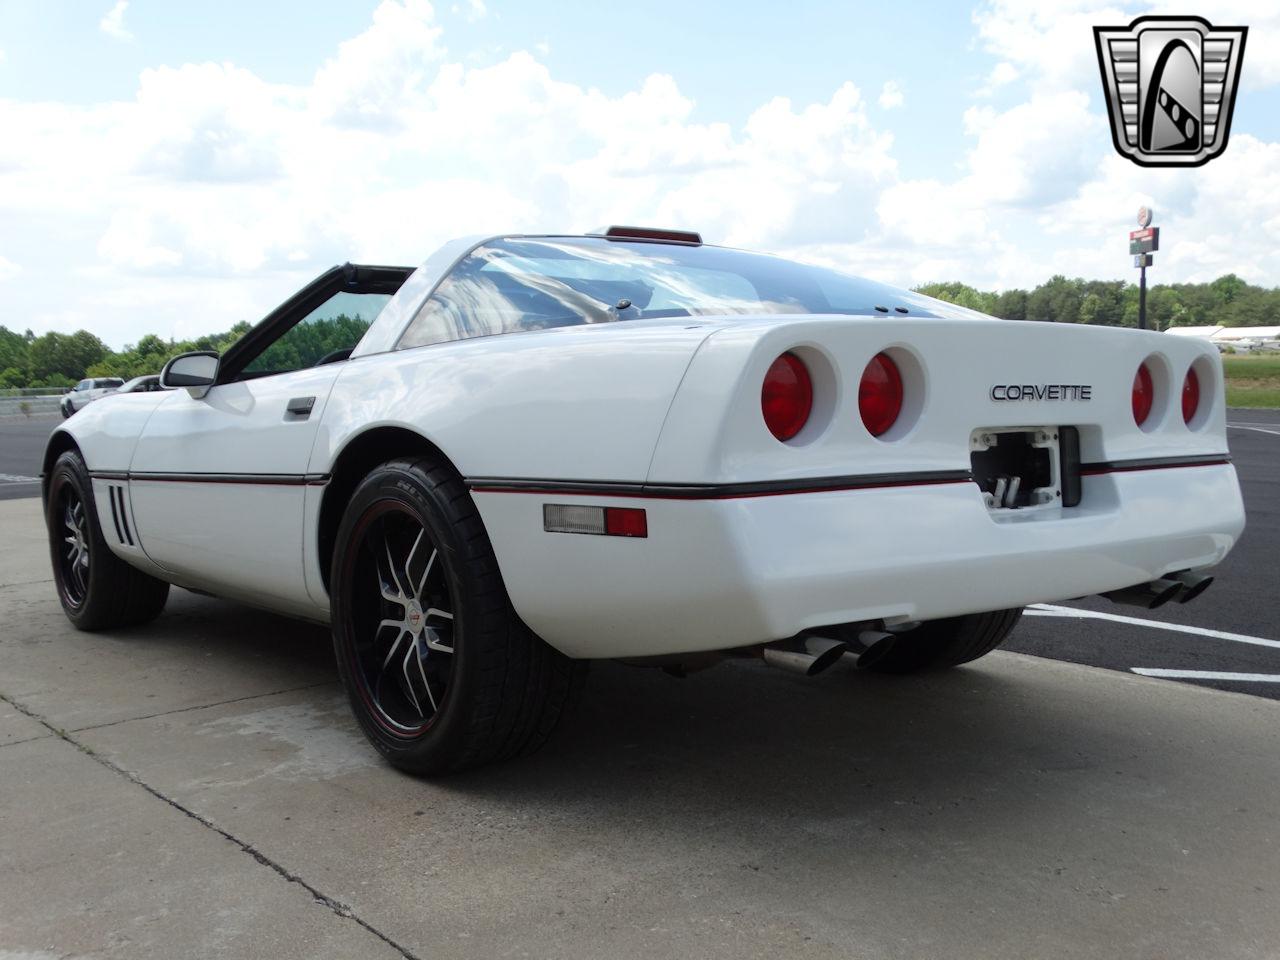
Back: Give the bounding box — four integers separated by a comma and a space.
1131, 668, 1280, 683
1025, 604, 1280, 650
0, 474, 39, 484
1228, 423, 1280, 436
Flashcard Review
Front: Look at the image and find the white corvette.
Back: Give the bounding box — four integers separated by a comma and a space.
43, 227, 1245, 773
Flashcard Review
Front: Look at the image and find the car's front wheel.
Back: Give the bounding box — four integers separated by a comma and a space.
861, 608, 1023, 674
61, 401, 74, 419
330, 456, 585, 775
45, 451, 170, 629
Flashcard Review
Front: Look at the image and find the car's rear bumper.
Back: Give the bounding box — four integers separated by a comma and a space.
473, 462, 1245, 659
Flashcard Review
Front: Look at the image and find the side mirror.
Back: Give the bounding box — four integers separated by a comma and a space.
161, 351, 220, 398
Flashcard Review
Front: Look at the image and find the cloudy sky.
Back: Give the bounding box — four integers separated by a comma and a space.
0, 0, 1278, 348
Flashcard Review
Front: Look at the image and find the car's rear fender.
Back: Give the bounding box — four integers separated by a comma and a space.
315, 321, 719, 484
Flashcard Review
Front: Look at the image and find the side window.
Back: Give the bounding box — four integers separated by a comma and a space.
397, 274, 488, 350
75, 380, 90, 392
240, 292, 391, 378
398, 247, 612, 351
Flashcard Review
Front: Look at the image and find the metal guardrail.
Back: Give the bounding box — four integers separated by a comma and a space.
0, 396, 62, 416
0, 387, 71, 398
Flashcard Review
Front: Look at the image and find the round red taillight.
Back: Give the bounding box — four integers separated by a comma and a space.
1182, 367, 1200, 424
1132, 363, 1154, 426
761, 352, 813, 442
859, 352, 904, 437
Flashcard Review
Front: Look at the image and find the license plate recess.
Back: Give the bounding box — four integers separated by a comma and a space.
970, 427, 1066, 512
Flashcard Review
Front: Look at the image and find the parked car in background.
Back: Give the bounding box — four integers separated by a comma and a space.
113, 375, 166, 396
60, 378, 125, 418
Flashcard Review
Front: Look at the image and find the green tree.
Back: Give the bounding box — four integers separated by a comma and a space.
1210, 274, 1247, 306
913, 282, 997, 314
1146, 287, 1189, 330
1025, 275, 1083, 323
27, 330, 108, 381
1223, 288, 1280, 327
992, 289, 1028, 321
0, 325, 30, 374
1078, 293, 1103, 325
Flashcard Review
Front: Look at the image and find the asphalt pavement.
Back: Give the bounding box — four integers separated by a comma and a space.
1005, 407, 1280, 697
0, 413, 56, 501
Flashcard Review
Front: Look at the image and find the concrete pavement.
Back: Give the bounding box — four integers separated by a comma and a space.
1, 496, 1279, 959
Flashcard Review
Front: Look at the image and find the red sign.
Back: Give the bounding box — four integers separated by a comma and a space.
1130, 228, 1155, 240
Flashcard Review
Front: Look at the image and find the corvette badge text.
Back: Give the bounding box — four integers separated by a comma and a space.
991, 385, 1093, 402
1094, 15, 1247, 167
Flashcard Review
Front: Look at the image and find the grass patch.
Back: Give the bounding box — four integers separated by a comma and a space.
1223, 354, 1280, 408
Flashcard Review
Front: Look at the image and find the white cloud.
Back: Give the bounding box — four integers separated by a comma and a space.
99, 0, 133, 42
313, 0, 446, 128
0, 0, 904, 346
0, 255, 20, 282
2, 0, 1278, 348
866, 0, 1280, 291
975, 61, 1019, 97
973, 0, 1280, 93
878, 80, 904, 109
452, 0, 488, 20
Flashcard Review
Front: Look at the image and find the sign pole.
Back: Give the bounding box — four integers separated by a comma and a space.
1132, 205, 1156, 330
1139, 263, 1147, 330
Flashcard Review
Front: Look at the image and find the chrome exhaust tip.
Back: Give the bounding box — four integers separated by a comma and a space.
805, 636, 857, 666
854, 630, 898, 670
763, 638, 853, 676
1102, 578, 1184, 609
1173, 572, 1214, 604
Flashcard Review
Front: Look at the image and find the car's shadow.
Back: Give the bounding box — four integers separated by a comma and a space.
132, 589, 1217, 843
443, 655, 1151, 823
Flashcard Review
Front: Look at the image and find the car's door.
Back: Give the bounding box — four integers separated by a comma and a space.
128, 367, 343, 612
127, 267, 407, 614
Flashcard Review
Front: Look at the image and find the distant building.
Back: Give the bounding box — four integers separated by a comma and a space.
1166, 325, 1280, 352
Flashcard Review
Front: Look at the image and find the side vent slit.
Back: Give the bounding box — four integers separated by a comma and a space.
108, 485, 126, 544
116, 487, 135, 546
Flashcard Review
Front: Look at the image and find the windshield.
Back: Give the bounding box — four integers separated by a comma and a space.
398, 237, 940, 351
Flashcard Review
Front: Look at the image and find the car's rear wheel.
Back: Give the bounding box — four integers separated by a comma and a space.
46, 451, 170, 630
330, 456, 585, 775
861, 608, 1023, 674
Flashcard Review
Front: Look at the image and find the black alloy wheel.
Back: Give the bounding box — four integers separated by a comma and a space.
346, 502, 457, 737
55, 482, 91, 608
331, 456, 586, 775
45, 450, 169, 630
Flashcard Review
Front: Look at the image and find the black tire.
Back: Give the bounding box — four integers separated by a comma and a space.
862, 608, 1023, 674
61, 402, 73, 419
45, 451, 170, 630
330, 456, 586, 775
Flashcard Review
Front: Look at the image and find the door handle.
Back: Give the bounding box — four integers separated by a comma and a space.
286, 396, 316, 419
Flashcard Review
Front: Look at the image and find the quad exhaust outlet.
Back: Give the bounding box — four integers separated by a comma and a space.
761, 630, 898, 676
1102, 571, 1214, 610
